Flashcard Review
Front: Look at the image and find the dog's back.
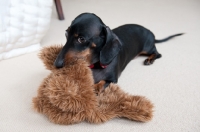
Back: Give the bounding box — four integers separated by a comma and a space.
113, 24, 155, 71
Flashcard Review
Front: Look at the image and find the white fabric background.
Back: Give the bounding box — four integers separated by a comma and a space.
0, 0, 53, 60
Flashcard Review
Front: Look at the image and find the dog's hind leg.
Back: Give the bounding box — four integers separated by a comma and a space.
142, 33, 183, 65
144, 48, 162, 65
141, 46, 162, 65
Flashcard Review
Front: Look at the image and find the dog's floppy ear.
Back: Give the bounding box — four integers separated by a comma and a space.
100, 26, 121, 65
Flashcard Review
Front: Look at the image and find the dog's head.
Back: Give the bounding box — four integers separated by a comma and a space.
54, 13, 121, 68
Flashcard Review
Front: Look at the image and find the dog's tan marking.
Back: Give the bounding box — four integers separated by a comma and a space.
78, 49, 92, 64
144, 54, 157, 65
139, 51, 148, 55
133, 51, 148, 59
64, 50, 76, 63
74, 34, 78, 37
65, 49, 92, 65
78, 49, 90, 57
147, 54, 156, 60
91, 43, 96, 48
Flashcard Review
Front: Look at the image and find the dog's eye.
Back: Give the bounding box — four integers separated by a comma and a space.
78, 36, 86, 44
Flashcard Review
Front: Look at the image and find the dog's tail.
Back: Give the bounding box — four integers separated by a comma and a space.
155, 33, 184, 43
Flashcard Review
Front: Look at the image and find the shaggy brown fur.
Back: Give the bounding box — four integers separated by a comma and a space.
32, 45, 154, 125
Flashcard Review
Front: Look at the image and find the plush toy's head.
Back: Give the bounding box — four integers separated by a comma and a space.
33, 45, 153, 125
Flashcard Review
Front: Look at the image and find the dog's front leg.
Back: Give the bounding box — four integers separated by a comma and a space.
93, 80, 106, 95
93, 80, 117, 95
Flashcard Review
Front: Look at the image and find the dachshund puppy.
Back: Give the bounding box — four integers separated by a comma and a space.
54, 13, 183, 87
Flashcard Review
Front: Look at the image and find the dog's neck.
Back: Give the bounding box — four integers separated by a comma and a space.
89, 61, 108, 69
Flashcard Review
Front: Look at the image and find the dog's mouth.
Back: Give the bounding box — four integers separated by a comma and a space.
55, 52, 107, 69
55, 46, 103, 69
59, 50, 92, 66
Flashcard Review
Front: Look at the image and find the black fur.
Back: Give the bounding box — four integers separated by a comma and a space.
54, 13, 183, 87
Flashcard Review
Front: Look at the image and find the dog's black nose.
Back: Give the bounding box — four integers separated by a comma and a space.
54, 59, 64, 68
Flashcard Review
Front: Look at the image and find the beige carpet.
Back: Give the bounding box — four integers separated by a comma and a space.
1, 0, 200, 131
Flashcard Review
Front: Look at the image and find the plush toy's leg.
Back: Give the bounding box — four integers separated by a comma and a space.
86, 81, 122, 124
32, 77, 50, 113
33, 95, 85, 125
97, 84, 154, 122
117, 95, 153, 122
86, 108, 120, 124
39, 45, 63, 71
33, 76, 87, 125
32, 96, 45, 113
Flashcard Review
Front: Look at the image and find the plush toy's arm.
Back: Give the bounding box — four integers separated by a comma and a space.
39, 45, 63, 71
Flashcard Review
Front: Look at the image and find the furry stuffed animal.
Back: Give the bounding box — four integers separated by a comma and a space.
32, 45, 154, 125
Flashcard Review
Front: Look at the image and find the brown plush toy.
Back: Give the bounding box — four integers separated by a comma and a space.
32, 45, 154, 125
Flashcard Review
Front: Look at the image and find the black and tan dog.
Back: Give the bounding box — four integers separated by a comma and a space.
54, 13, 183, 87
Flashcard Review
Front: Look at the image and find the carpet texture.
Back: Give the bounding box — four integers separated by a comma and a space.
1, 0, 200, 131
